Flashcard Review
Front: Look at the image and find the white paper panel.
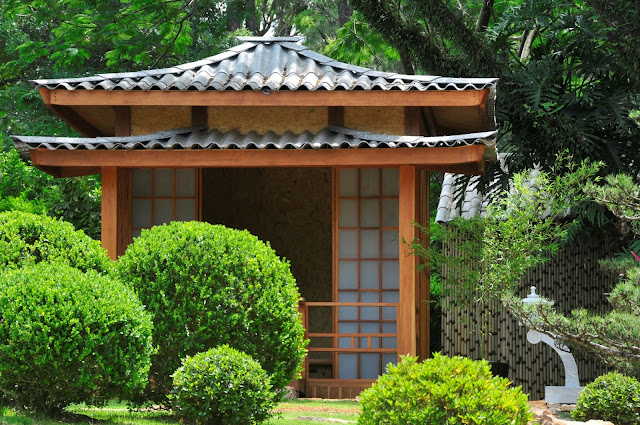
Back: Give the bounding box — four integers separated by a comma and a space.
360, 353, 381, 379
339, 322, 358, 334
338, 230, 358, 258
338, 337, 352, 349
360, 199, 379, 227
339, 199, 358, 227
381, 168, 399, 196
382, 322, 397, 334
382, 291, 399, 303
154, 169, 174, 197
339, 169, 358, 197
154, 199, 173, 225
382, 337, 397, 349
360, 261, 379, 289
382, 354, 398, 370
338, 261, 358, 289
360, 292, 379, 303
382, 230, 399, 258
381, 199, 399, 227
361, 322, 380, 333
176, 169, 196, 197
132, 169, 152, 197
382, 307, 396, 320
339, 306, 357, 321
339, 291, 358, 302
339, 354, 357, 379
360, 168, 380, 196
361, 306, 379, 320
176, 199, 196, 221
382, 260, 399, 289
360, 230, 379, 258
132, 199, 151, 228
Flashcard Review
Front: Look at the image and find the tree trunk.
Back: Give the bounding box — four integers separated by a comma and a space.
337, 0, 352, 26
475, 0, 494, 32
245, 0, 257, 35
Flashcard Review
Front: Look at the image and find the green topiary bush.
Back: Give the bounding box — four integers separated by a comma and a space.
357, 353, 532, 425
572, 371, 640, 424
171, 345, 276, 425
0, 211, 111, 273
0, 262, 153, 416
115, 221, 307, 404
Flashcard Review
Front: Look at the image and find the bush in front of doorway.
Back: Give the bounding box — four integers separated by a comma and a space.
572, 371, 640, 424
115, 221, 307, 404
357, 353, 531, 425
0, 210, 111, 273
0, 262, 153, 416
171, 345, 276, 425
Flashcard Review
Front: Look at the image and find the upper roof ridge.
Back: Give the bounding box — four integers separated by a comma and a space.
235, 36, 304, 43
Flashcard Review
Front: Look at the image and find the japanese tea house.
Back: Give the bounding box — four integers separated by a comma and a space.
12, 36, 498, 398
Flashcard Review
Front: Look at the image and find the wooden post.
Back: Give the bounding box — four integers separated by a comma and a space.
101, 167, 132, 260
102, 106, 132, 260
398, 165, 419, 357
418, 170, 430, 359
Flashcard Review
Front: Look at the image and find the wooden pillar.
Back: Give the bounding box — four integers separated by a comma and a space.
418, 170, 430, 359
101, 167, 132, 260
102, 106, 132, 260
398, 165, 420, 357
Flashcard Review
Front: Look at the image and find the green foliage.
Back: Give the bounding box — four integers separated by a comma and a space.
572, 372, 640, 424
0, 211, 111, 273
504, 171, 640, 376
0, 262, 153, 416
357, 354, 531, 425
0, 150, 101, 239
115, 221, 307, 404
171, 345, 276, 425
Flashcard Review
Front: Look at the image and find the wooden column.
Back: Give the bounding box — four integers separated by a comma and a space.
102, 106, 132, 260
101, 167, 132, 260
418, 170, 430, 359
398, 165, 420, 357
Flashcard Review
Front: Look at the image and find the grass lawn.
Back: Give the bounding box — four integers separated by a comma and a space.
0, 399, 361, 425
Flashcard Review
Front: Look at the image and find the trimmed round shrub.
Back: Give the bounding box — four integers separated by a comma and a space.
358, 353, 532, 425
0, 211, 111, 273
0, 262, 153, 415
171, 345, 276, 425
115, 221, 307, 403
572, 371, 640, 424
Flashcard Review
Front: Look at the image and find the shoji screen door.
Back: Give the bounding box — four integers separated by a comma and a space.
132, 168, 199, 238
336, 168, 399, 379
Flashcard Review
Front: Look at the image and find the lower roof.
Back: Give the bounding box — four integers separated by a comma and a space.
12, 126, 497, 177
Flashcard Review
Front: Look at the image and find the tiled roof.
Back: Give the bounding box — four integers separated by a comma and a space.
12, 126, 497, 160
31, 37, 498, 93
435, 174, 494, 223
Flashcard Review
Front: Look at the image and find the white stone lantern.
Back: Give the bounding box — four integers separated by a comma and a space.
521, 286, 584, 404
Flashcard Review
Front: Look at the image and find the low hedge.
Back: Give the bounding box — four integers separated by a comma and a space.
115, 221, 307, 403
171, 345, 276, 425
0, 262, 153, 415
0, 211, 111, 273
358, 354, 531, 425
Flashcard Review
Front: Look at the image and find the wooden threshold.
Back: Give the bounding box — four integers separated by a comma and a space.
304, 379, 375, 399
40, 88, 490, 107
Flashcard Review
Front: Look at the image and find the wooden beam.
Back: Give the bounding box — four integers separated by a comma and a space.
101, 167, 132, 260
30, 145, 487, 171
192, 106, 208, 126
47, 105, 102, 137
114, 106, 131, 137
328, 106, 344, 126
398, 165, 420, 357
42, 88, 490, 107
404, 107, 422, 136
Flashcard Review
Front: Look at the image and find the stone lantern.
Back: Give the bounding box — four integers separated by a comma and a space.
521, 286, 584, 404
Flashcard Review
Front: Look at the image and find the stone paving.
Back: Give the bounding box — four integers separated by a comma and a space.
528, 401, 614, 425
